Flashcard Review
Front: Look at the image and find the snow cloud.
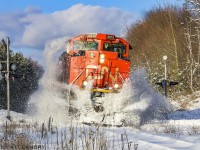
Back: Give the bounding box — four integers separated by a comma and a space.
0, 4, 133, 50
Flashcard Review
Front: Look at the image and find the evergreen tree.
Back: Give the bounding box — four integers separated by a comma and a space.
0, 43, 43, 113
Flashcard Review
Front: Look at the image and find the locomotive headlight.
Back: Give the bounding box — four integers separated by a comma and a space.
114, 83, 119, 89
100, 54, 105, 59
83, 80, 88, 86
99, 59, 105, 63
99, 54, 105, 64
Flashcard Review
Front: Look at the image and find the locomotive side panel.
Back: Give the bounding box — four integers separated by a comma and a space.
68, 56, 86, 86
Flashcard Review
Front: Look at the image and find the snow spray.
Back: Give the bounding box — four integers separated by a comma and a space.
127, 69, 171, 125
27, 37, 69, 124
75, 69, 171, 127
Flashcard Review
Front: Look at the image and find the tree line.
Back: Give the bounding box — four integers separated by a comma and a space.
125, 2, 200, 97
0, 43, 43, 113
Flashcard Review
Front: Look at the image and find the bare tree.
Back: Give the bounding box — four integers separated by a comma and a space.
184, 19, 195, 91
196, 25, 200, 76
168, 8, 179, 73
185, 0, 200, 88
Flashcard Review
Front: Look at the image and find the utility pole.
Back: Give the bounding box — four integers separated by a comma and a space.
0, 37, 16, 120
6, 37, 11, 120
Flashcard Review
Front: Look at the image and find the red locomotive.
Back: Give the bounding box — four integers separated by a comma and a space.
65, 33, 132, 108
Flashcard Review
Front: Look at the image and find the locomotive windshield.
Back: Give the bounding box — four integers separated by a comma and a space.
74, 41, 98, 50
103, 43, 126, 54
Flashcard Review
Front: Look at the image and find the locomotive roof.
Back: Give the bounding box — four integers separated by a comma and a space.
74, 33, 116, 38
72, 33, 132, 49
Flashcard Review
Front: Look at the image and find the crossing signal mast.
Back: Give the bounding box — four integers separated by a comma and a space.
156, 55, 178, 98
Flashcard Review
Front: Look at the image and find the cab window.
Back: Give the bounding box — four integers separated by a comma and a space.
103, 43, 126, 54
74, 41, 98, 50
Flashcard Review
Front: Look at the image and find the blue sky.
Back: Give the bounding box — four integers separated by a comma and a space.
0, 0, 183, 65
0, 0, 181, 13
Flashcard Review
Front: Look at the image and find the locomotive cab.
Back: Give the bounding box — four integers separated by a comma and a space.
66, 33, 131, 99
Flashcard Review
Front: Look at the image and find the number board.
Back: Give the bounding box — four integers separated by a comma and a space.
106, 35, 115, 39
87, 33, 97, 38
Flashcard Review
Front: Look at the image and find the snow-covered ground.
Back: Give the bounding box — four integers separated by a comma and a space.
1, 92, 200, 150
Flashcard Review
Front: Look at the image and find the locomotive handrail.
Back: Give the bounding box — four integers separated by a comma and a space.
117, 71, 125, 83
70, 68, 86, 85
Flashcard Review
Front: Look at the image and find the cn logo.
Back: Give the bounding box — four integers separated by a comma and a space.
86, 66, 118, 81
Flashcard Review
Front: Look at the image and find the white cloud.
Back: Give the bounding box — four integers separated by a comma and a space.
0, 4, 134, 64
